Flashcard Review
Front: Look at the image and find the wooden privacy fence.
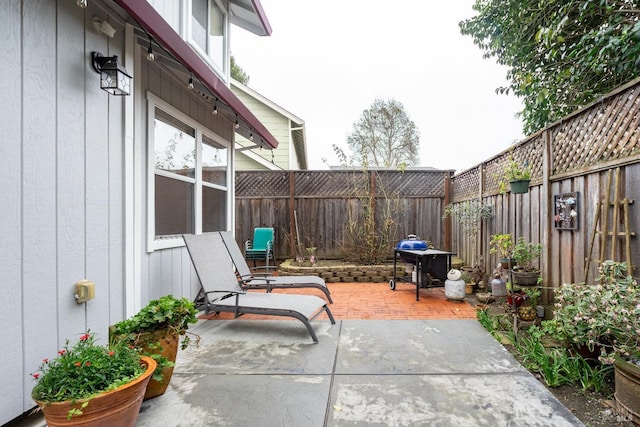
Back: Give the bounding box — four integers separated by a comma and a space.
234, 169, 453, 259
449, 77, 640, 300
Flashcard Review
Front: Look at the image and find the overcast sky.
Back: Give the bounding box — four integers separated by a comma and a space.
231, 0, 525, 173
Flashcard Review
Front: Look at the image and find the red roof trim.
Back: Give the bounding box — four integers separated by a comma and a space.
249, 0, 272, 36
115, 0, 278, 149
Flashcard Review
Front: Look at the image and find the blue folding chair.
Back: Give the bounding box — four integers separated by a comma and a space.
244, 227, 275, 267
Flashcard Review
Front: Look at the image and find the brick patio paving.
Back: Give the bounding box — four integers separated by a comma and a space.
200, 281, 477, 321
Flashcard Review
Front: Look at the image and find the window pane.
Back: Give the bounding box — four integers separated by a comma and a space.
202, 134, 227, 186
154, 109, 196, 178
155, 175, 194, 236
202, 186, 226, 232
191, 0, 208, 52
209, 3, 224, 69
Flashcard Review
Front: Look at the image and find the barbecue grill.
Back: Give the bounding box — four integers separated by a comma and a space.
390, 235, 454, 301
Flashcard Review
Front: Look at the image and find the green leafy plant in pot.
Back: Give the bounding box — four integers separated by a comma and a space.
512, 237, 542, 286
517, 286, 541, 321
443, 199, 493, 267
110, 295, 199, 399
489, 233, 515, 269
498, 155, 531, 194
31, 331, 155, 426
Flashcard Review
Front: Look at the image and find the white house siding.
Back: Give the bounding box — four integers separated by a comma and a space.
0, 1, 237, 423
138, 53, 235, 305
232, 89, 292, 169
0, 1, 131, 423
148, 0, 181, 31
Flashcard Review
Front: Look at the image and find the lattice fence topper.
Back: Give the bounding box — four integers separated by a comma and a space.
236, 171, 290, 197
452, 167, 480, 202
236, 170, 448, 199
551, 86, 640, 175
451, 79, 640, 201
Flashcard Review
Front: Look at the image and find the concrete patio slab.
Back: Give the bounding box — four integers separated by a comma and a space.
133, 318, 584, 426
335, 319, 524, 374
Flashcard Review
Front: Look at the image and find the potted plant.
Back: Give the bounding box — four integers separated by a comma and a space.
443, 199, 493, 267
499, 156, 531, 194
460, 270, 474, 295
489, 233, 515, 269
110, 295, 199, 399
511, 237, 542, 286
31, 332, 155, 426
552, 261, 640, 422
517, 286, 541, 321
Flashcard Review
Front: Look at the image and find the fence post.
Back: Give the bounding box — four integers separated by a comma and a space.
289, 171, 295, 259
444, 171, 452, 251
541, 129, 552, 308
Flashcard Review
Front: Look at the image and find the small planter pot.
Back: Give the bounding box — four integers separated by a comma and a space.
510, 179, 530, 194
465, 283, 474, 295
499, 258, 517, 269
476, 292, 493, 303
614, 356, 640, 425
507, 292, 525, 307
35, 356, 156, 427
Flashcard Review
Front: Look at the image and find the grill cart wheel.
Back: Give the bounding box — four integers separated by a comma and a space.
389, 279, 396, 290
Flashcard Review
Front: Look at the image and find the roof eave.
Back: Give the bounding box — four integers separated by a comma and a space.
114, 0, 278, 149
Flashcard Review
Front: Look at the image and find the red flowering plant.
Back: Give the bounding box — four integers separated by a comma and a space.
31, 331, 144, 416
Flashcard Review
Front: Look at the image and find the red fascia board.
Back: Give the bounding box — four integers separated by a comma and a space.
249, 0, 272, 36
114, 0, 278, 149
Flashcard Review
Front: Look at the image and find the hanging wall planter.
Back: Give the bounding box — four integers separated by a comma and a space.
509, 179, 530, 194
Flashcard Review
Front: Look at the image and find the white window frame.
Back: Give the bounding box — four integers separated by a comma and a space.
146, 92, 232, 252
183, 0, 230, 82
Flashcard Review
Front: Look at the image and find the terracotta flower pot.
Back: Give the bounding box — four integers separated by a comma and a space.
35, 356, 156, 427
139, 329, 180, 399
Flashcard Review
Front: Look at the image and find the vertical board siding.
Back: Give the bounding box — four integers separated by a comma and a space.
0, 0, 24, 419
21, 0, 60, 412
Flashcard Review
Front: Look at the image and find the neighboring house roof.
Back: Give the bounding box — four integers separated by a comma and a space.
231, 79, 308, 170
115, 0, 278, 149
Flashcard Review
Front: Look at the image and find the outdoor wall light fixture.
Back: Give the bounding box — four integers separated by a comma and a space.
91, 52, 132, 95
77, 0, 87, 8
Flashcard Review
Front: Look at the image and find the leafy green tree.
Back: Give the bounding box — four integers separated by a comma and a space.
346, 98, 420, 168
460, 1, 640, 135
230, 55, 250, 85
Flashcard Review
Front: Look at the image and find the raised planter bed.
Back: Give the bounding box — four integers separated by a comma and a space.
278, 259, 403, 283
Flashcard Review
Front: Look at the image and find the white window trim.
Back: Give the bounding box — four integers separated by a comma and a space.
146, 92, 232, 252
183, 0, 230, 83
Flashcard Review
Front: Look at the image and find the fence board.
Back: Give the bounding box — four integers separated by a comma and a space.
447, 78, 640, 299
235, 170, 448, 259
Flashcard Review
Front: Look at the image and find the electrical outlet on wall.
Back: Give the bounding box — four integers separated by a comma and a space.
75, 280, 95, 303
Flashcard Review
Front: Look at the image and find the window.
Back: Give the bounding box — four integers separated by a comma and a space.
189, 0, 227, 76
148, 95, 231, 250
